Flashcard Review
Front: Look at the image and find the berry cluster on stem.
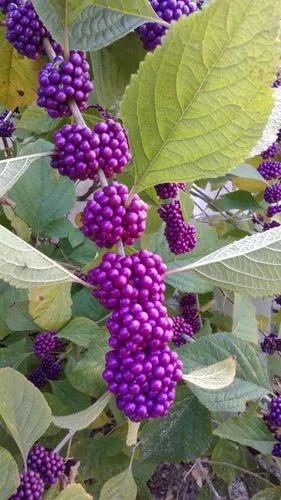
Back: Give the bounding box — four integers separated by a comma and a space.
29, 330, 64, 388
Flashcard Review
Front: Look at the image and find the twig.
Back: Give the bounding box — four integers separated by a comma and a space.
196, 460, 224, 499
2, 137, 11, 157
201, 459, 275, 487
54, 430, 75, 453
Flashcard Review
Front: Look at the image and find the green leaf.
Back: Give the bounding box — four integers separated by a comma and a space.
211, 439, 244, 483
72, 288, 107, 322
65, 330, 108, 396
100, 466, 137, 500
121, 0, 279, 192
215, 190, 261, 212
141, 387, 212, 462
0, 225, 80, 289
18, 104, 60, 134
91, 33, 145, 108
52, 391, 112, 431
252, 488, 281, 500
267, 355, 281, 377
232, 294, 258, 344
167, 226, 281, 297
58, 317, 100, 347
50, 379, 91, 413
0, 368, 52, 465
9, 162, 75, 235
183, 357, 236, 390
33, 0, 162, 51
0, 446, 20, 500
56, 484, 93, 499
0, 347, 30, 370
0, 153, 50, 198
214, 414, 275, 455
177, 333, 271, 412
28, 283, 72, 330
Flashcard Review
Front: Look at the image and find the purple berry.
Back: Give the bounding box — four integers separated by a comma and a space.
41, 356, 62, 380
82, 182, 148, 248
6, 1, 61, 59
86, 250, 166, 310
0, 110, 15, 137
263, 220, 280, 231
261, 142, 280, 159
276, 295, 281, 306
27, 444, 65, 486
155, 183, 186, 200
172, 316, 194, 346
267, 203, 281, 218
10, 470, 45, 500
267, 396, 281, 429
260, 333, 281, 355
28, 367, 47, 388
137, 0, 197, 51
180, 296, 201, 333
273, 73, 281, 88
37, 51, 93, 118
51, 123, 100, 181
258, 161, 281, 180
0, 0, 21, 13
264, 183, 281, 204
33, 331, 62, 359
158, 200, 197, 254
92, 119, 132, 178
103, 345, 183, 421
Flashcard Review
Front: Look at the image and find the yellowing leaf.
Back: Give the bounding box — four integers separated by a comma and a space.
233, 177, 266, 193
183, 357, 236, 390
56, 484, 92, 500
3, 207, 31, 242
100, 467, 137, 500
121, 0, 279, 192
0, 32, 43, 108
28, 284, 72, 330
88, 411, 110, 430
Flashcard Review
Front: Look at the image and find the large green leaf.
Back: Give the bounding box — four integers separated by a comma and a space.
91, 33, 145, 108
0, 446, 20, 500
0, 225, 80, 289
52, 391, 112, 431
120, 0, 279, 192
167, 226, 281, 297
141, 387, 212, 462
211, 439, 244, 483
0, 153, 50, 198
33, 0, 162, 51
9, 162, 75, 236
100, 466, 137, 500
214, 414, 275, 455
177, 333, 271, 412
0, 368, 52, 465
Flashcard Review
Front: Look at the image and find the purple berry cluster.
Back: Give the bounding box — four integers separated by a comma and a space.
258, 161, 281, 180
170, 293, 200, 346
260, 333, 281, 355
158, 200, 197, 254
92, 120, 132, 178
257, 135, 281, 221
6, 1, 61, 60
51, 124, 100, 180
0, 110, 15, 138
266, 396, 281, 430
29, 331, 63, 388
137, 0, 197, 51
10, 470, 45, 500
82, 182, 148, 248
87, 250, 183, 421
155, 182, 186, 200
37, 52, 93, 118
87, 251, 166, 310
0, 0, 21, 14
171, 316, 194, 346
261, 142, 280, 159
264, 184, 281, 204
27, 444, 65, 486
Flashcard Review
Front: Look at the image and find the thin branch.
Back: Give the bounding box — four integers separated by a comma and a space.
54, 430, 75, 453
196, 460, 225, 500
201, 459, 275, 487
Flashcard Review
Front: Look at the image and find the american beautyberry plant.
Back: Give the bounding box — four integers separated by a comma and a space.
0, 0, 280, 498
